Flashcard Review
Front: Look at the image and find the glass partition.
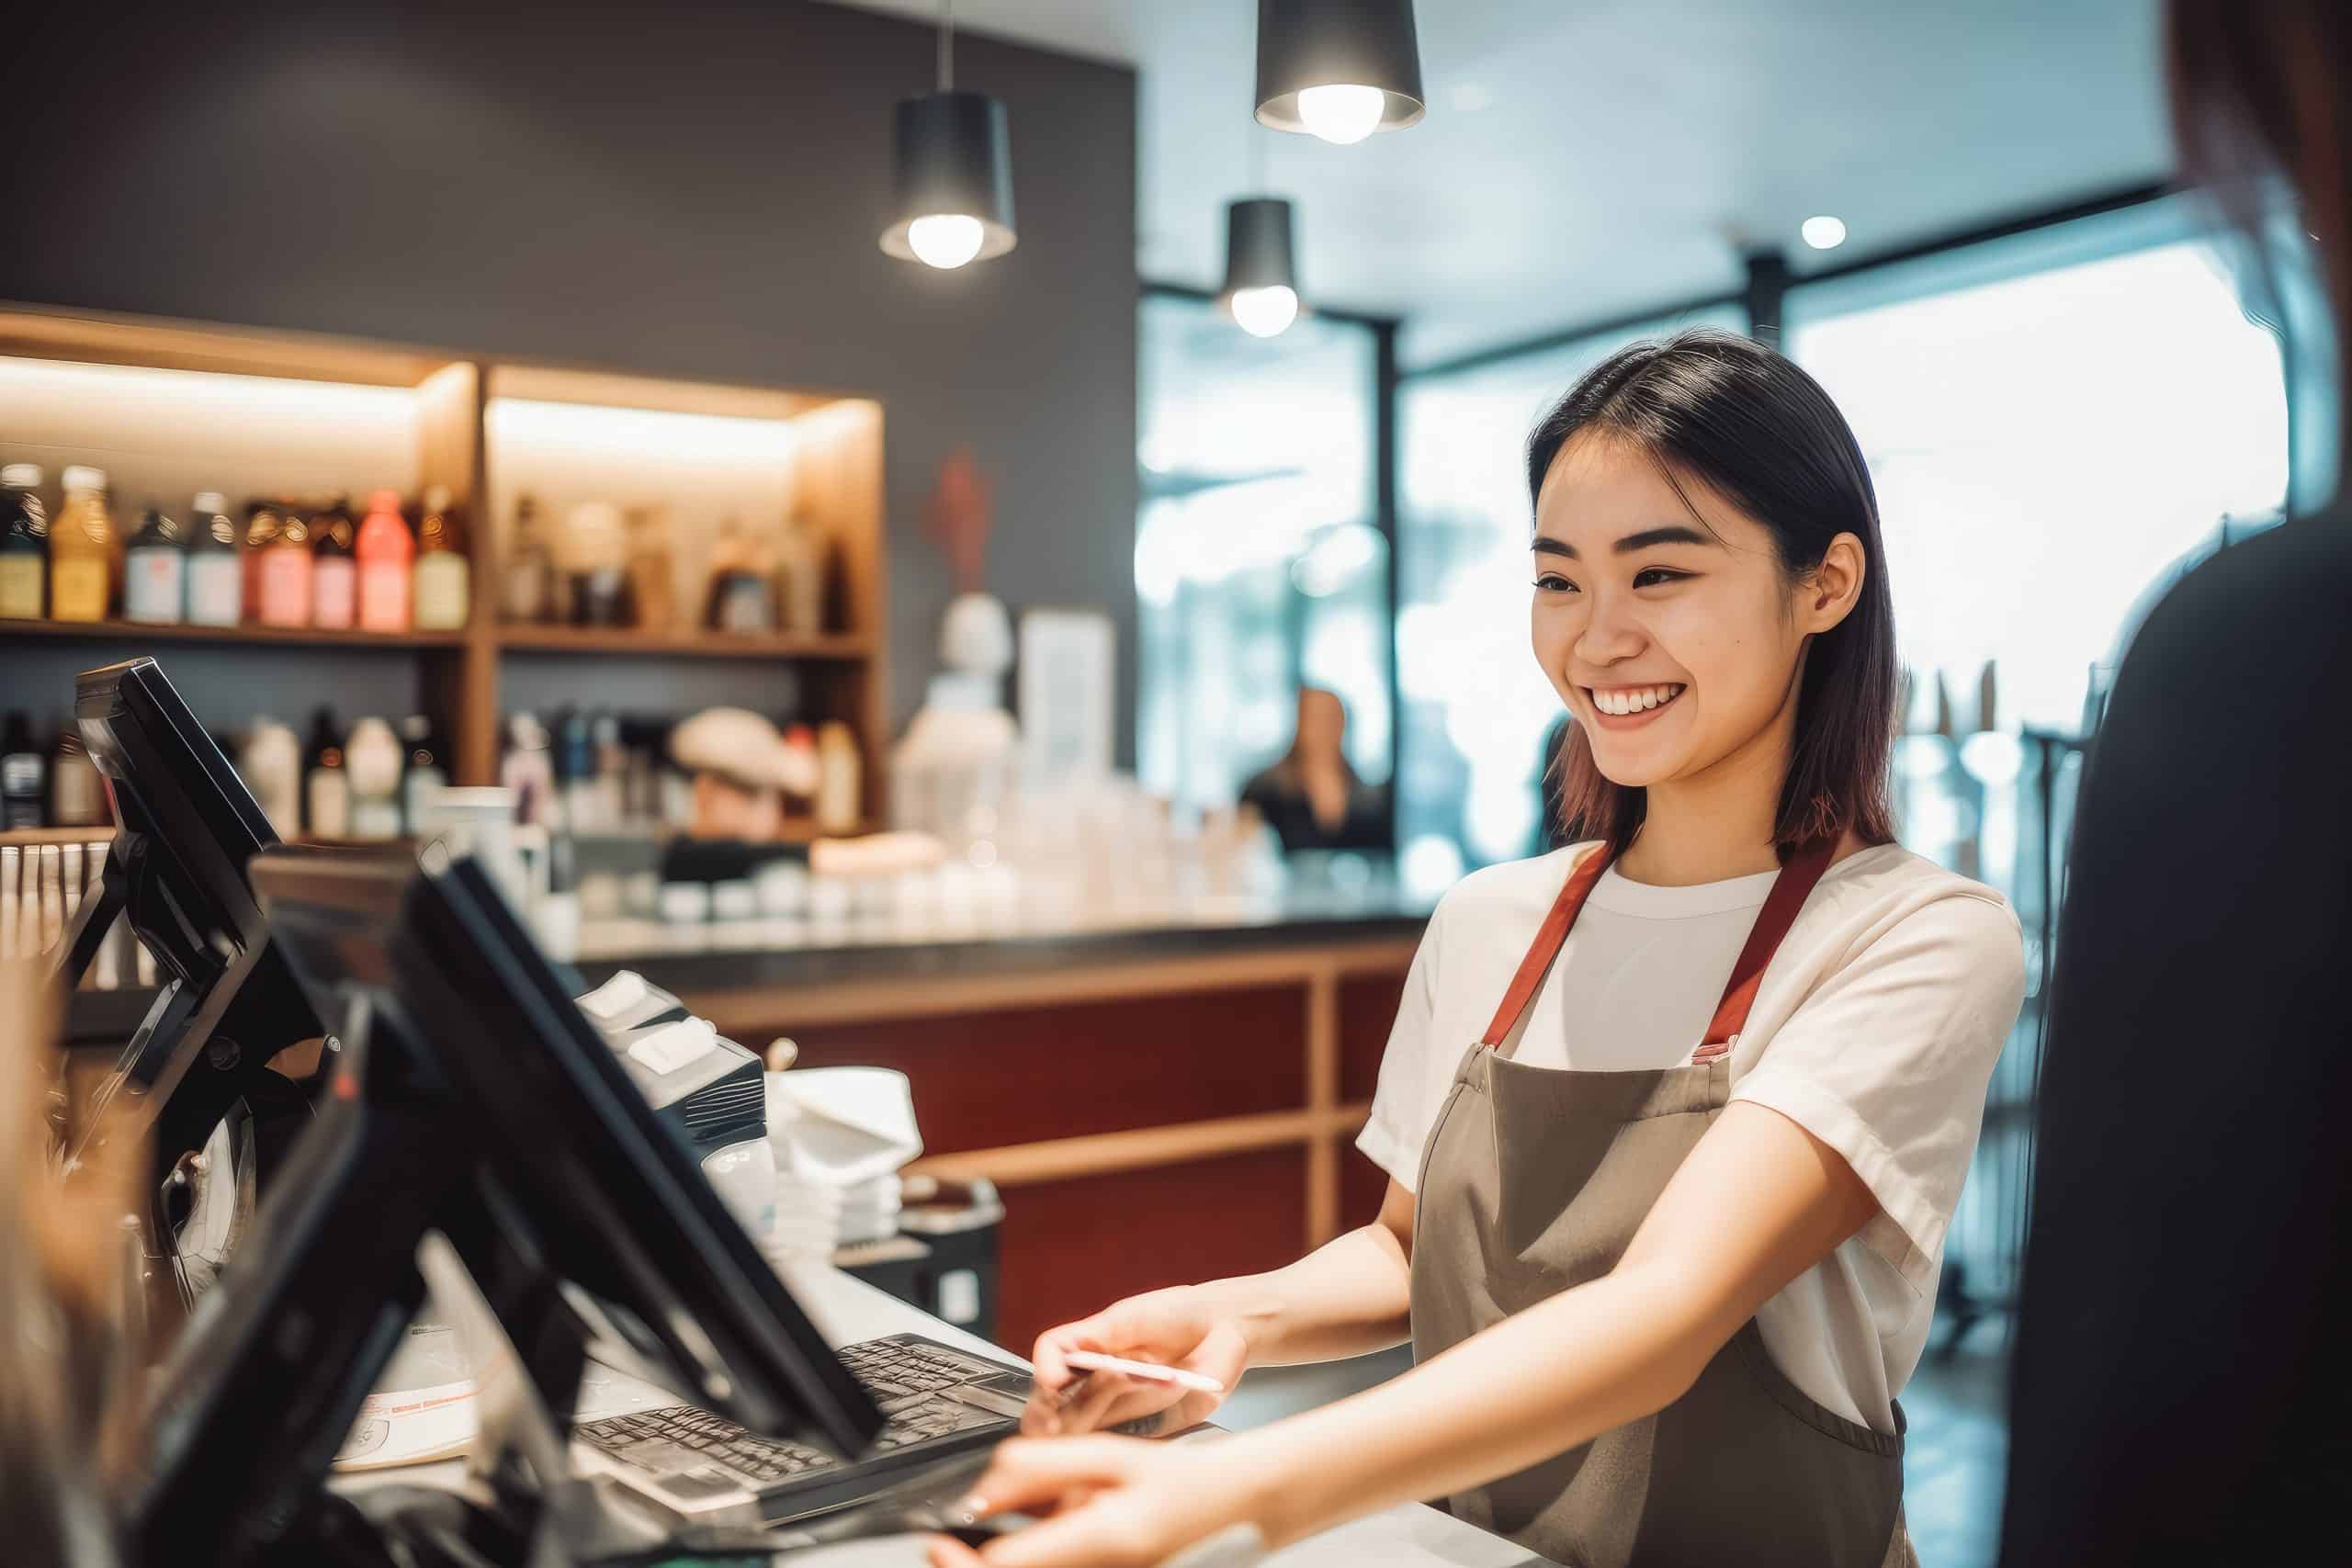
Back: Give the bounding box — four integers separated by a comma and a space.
1135, 293, 1388, 824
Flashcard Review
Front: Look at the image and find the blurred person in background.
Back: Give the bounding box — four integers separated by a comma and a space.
1238, 687, 1388, 853
932, 332, 2024, 1568
1999, 3, 2352, 1562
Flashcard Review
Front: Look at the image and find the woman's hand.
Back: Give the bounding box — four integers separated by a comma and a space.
1023, 1287, 1250, 1438
924, 1436, 1267, 1568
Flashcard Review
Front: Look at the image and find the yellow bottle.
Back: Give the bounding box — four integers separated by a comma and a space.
50, 466, 117, 623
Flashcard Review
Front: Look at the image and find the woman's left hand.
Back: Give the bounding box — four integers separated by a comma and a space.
923, 1435, 1267, 1568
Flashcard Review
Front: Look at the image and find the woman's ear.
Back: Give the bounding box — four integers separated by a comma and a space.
1802, 532, 1867, 634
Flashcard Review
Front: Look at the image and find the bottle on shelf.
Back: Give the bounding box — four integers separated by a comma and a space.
501, 713, 557, 827
561, 501, 629, 626
185, 492, 243, 627
0, 465, 48, 621
238, 716, 302, 839
345, 716, 404, 839
50, 728, 108, 828
503, 494, 556, 625
775, 507, 830, 634
592, 712, 627, 828
123, 506, 187, 625
623, 504, 673, 632
816, 720, 862, 834
49, 467, 117, 624
356, 489, 414, 632
303, 709, 350, 839
249, 502, 314, 628
2, 713, 45, 829
553, 707, 598, 830
705, 515, 775, 634
413, 485, 470, 631
311, 498, 357, 630
397, 714, 447, 832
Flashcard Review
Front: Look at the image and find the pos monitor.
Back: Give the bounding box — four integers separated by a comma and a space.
125, 844, 884, 1565
59, 659, 326, 1308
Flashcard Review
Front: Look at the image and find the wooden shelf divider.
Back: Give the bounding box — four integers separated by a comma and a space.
0, 616, 467, 649
494, 625, 871, 660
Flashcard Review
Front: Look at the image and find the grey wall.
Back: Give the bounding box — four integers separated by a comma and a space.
5, 0, 1138, 757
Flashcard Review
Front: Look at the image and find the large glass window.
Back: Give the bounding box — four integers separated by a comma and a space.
1135, 293, 1389, 820
1788, 197, 2290, 737
1393, 309, 1746, 890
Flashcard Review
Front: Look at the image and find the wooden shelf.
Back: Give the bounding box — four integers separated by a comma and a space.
495, 624, 869, 660
0, 616, 468, 649
0, 825, 116, 847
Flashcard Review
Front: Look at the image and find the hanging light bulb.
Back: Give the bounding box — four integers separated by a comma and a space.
880, 1, 1017, 268
1231, 285, 1301, 338
1222, 197, 1301, 338
908, 214, 987, 269
1256, 1, 1425, 141
1295, 83, 1387, 145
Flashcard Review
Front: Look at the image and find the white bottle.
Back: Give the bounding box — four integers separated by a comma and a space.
184, 492, 244, 626
238, 717, 303, 840
345, 717, 404, 840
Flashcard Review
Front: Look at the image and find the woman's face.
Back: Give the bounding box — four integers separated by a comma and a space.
1530, 433, 1858, 791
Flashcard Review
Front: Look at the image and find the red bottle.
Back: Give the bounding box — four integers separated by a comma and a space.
356, 490, 414, 632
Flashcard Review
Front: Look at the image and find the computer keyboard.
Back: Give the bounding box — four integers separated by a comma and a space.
574, 1334, 1017, 1493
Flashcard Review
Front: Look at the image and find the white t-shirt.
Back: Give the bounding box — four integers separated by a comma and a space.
1357, 840, 2026, 1431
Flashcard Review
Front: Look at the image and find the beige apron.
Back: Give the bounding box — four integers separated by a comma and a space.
1408, 843, 1915, 1567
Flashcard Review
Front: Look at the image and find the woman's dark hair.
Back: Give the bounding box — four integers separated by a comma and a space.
2167, 4, 2351, 366
1526, 327, 1897, 857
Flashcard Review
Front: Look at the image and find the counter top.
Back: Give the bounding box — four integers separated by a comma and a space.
346, 1263, 1552, 1568
572, 872, 1433, 998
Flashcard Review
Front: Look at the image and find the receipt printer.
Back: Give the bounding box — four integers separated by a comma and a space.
575, 972, 768, 1184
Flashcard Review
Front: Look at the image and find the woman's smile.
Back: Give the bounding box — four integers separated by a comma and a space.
1582, 682, 1687, 727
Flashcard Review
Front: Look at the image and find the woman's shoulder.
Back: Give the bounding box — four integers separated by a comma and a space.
1814, 843, 2023, 961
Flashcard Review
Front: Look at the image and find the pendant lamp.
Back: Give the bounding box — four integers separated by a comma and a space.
1255, 0, 1425, 144
880, 0, 1016, 268
1223, 197, 1300, 338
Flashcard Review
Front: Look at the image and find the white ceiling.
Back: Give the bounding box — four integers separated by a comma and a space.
831, 0, 2176, 367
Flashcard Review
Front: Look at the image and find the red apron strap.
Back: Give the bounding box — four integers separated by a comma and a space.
1695, 840, 1838, 1055
1479, 844, 1611, 1048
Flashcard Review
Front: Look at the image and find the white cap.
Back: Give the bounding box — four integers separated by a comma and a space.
669, 706, 820, 795
1, 464, 40, 488
192, 491, 227, 515
62, 465, 107, 492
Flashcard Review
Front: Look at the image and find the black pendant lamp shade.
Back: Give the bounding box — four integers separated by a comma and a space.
1222, 197, 1302, 337
1255, 0, 1425, 140
880, 88, 1016, 265
1223, 198, 1298, 294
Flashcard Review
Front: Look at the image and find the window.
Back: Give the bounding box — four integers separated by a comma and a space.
1135, 292, 1389, 822
1787, 196, 2290, 737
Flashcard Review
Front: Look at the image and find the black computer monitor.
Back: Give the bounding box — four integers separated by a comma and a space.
125, 843, 883, 1564
62, 658, 325, 1307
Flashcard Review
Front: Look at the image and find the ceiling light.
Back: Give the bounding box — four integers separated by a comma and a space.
1232, 286, 1300, 339
1255, 0, 1425, 142
1223, 197, 1302, 338
1801, 214, 1849, 251
880, 2, 1016, 268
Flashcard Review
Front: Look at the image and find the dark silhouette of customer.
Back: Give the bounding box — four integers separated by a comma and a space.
2000, 4, 2352, 1562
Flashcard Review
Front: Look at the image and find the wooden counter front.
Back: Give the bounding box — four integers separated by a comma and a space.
659, 927, 1423, 1353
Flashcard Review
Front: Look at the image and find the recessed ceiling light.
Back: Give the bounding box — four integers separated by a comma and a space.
1801, 215, 1849, 251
